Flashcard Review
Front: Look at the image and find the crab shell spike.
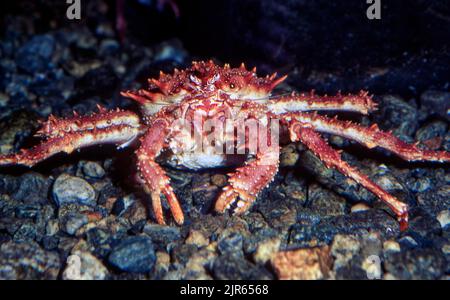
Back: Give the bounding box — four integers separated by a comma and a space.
269, 72, 278, 80
73, 110, 79, 117
369, 124, 380, 131
270, 74, 288, 89
251, 66, 257, 73
96, 104, 107, 113
139, 89, 158, 100
240, 62, 246, 70
224, 63, 230, 69
151, 79, 169, 95
120, 91, 149, 105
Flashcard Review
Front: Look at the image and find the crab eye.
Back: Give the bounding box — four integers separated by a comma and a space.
229, 83, 235, 89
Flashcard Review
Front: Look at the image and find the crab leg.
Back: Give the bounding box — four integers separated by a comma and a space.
215, 145, 280, 215
136, 119, 184, 225
289, 121, 409, 230
0, 124, 141, 167
268, 91, 377, 115
36, 106, 141, 139
283, 112, 450, 162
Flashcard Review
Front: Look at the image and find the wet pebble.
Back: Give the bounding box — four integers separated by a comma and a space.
62, 250, 109, 280
62, 213, 89, 236
16, 34, 56, 74
0, 241, 60, 279
436, 210, 450, 229
52, 174, 96, 207
108, 236, 156, 273
270, 246, 332, 280
79, 161, 105, 179
143, 223, 181, 249
213, 255, 273, 280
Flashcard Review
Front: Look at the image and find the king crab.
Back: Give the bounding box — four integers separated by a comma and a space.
0, 61, 448, 230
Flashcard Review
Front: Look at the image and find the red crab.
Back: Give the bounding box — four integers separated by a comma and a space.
0, 61, 448, 230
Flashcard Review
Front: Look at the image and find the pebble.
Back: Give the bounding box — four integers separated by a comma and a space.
79, 161, 106, 179
62, 250, 109, 280
185, 230, 209, 248
270, 246, 332, 280
108, 236, 156, 273
143, 223, 181, 247
16, 34, 55, 74
217, 232, 244, 256
0, 241, 60, 279
211, 174, 227, 187
63, 213, 89, 236
436, 210, 450, 229
213, 255, 273, 280
383, 240, 401, 253
330, 234, 361, 270
280, 144, 299, 167
351, 203, 371, 213
52, 174, 96, 207
253, 238, 281, 265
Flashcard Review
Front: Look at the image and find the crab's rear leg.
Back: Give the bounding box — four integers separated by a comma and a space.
136, 119, 184, 225
289, 121, 409, 230
285, 112, 450, 162
0, 109, 142, 167
215, 145, 280, 215
268, 91, 377, 115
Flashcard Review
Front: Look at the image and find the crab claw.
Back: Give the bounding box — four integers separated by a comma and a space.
150, 185, 184, 226
215, 186, 254, 215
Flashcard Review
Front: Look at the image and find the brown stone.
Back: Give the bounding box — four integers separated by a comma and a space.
271, 246, 332, 280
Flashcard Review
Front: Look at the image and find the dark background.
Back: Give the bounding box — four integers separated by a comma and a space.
1, 0, 449, 97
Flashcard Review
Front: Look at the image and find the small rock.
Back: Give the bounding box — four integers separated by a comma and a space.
155, 251, 171, 273
213, 255, 273, 280
79, 161, 105, 179
143, 223, 181, 247
384, 248, 446, 279
0, 241, 60, 279
45, 219, 59, 236
330, 234, 361, 270
217, 232, 244, 256
436, 210, 450, 229
111, 194, 136, 216
383, 240, 401, 253
253, 237, 281, 265
351, 203, 370, 213
270, 246, 332, 280
16, 34, 55, 73
420, 90, 450, 120
62, 213, 89, 235
361, 255, 382, 280
108, 236, 156, 273
62, 250, 109, 280
398, 236, 419, 249
52, 174, 96, 207
211, 174, 227, 187
280, 144, 299, 167
185, 230, 209, 248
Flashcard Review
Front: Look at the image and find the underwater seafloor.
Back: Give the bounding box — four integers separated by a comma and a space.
0, 0, 449, 279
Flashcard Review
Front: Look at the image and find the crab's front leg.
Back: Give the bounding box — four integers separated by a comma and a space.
215, 144, 280, 215
0, 109, 142, 167
288, 120, 409, 230
136, 119, 184, 225
268, 91, 377, 115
